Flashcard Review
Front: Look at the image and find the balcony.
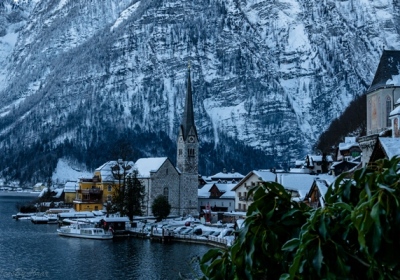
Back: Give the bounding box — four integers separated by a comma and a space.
79, 188, 103, 195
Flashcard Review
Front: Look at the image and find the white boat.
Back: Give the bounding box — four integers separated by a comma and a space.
31, 213, 58, 224
57, 223, 113, 240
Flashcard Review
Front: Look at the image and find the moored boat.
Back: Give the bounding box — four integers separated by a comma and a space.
31, 213, 58, 224
57, 223, 113, 240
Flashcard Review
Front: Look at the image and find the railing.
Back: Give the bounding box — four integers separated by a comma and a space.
79, 188, 102, 194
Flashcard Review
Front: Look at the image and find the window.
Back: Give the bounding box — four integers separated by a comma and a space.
243, 204, 247, 211
387, 96, 392, 127
164, 187, 169, 201
238, 203, 241, 210
166, 168, 168, 175
107, 185, 112, 192
188, 148, 195, 157
179, 149, 182, 156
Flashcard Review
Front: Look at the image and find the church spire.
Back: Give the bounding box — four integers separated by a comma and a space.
180, 62, 197, 140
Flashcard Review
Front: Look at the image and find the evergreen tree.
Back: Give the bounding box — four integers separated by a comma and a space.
151, 195, 171, 222
125, 170, 145, 221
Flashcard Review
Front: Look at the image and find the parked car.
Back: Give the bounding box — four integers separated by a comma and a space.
173, 226, 188, 234
180, 228, 194, 235
201, 230, 215, 237
192, 227, 202, 235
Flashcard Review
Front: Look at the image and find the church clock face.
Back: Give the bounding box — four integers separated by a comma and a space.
188, 136, 195, 143
179, 136, 183, 142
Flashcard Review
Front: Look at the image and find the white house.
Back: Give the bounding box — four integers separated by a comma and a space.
198, 182, 236, 213
232, 170, 276, 212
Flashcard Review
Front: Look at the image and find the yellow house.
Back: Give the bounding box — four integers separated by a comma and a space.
73, 160, 135, 212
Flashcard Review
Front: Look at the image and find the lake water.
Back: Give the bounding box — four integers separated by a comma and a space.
0, 194, 211, 280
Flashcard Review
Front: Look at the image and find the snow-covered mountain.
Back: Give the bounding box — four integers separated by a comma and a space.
1, 0, 399, 185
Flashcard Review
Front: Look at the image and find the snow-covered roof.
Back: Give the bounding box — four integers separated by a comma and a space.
95, 160, 135, 182
315, 179, 329, 199
232, 169, 276, 191
308, 155, 334, 162
253, 170, 276, 182
198, 183, 236, 199
134, 157, 168, 178
206, 170, 245, 182
379, 137, 400, 159
64, 181, 78, 192
390, 105, 400, 117
277, 173, 334, 200
338, 141, 360, 151
369, 50, 400, 90
53, 188, 64, 198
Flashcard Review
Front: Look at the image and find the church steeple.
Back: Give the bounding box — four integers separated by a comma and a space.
180, 63, 198, 141
176, 63, 199, 216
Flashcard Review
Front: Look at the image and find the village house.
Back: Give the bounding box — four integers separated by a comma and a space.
304, 178, 332, 209
276, 173, 333, 202
74, 160, 135, 212
336, 137, 362, 161
232, 170, 276, 212
304, 154, 334, 174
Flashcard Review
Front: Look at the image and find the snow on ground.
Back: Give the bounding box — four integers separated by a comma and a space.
52, 158, 92, 184
111, 1, 141, 31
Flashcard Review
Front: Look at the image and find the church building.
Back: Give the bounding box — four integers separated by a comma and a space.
359, 50, 400, 166
126, 66, 199, 217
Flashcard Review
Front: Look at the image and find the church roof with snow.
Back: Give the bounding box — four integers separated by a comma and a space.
134, 157, 169, 178
369, 50, 400, 91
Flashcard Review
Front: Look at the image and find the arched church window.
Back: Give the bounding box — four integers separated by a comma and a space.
386, 96, 392, 127
163, 187, 169, 202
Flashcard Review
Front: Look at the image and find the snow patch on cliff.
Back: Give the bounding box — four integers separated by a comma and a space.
111, 1, 141, 31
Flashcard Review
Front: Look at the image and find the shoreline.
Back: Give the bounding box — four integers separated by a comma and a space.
0, 191, 40, 197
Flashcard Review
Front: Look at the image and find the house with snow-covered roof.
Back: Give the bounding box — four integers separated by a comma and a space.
74, 159, 135, 212
277, 173, 335, 202
305, 154, 334, 174
305, 176, 335, 209
336, 137, 362, 161
198, 182, 236, 214
232, 170, 276, 212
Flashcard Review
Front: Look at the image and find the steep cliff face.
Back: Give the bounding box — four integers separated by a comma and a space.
0, 0, 399, 184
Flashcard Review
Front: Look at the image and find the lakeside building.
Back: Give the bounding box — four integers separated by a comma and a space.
232, 170, 276, 212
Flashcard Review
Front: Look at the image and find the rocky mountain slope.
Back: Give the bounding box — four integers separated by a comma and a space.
0, 0, 399, 185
